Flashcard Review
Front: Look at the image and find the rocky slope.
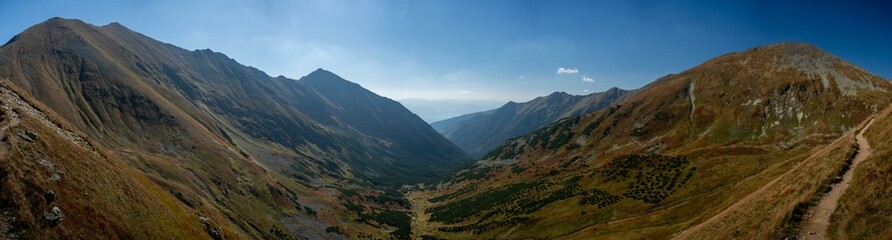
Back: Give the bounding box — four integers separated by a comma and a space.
1, 80, 209, 239
0, 17, 467, 239
414, 43, 892, 239
436, 87, 634, 158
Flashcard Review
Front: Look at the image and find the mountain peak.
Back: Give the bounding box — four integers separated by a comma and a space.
298, 68, 366, 93
4, 17, 89, 47
34, 17, 91, 29
307, 68, 338, 78
745, 42, 831, 60
300, 68, 347, 83
545, 91, 571, 98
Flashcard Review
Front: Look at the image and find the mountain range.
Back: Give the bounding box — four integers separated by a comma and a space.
434, 88, 635, 158
0, 17, 466, 239
398, 98, 504, 123
2, 17, 892, 240
411, 42, 892, 239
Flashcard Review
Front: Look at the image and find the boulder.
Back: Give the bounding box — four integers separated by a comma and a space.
43, 206, 63, 224
17, 131, 36, 142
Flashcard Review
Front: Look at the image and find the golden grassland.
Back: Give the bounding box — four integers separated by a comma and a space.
1, 115, 208, 239
828, 104, 892, 239
415, 44, 892, 239
2, 79, 400, 239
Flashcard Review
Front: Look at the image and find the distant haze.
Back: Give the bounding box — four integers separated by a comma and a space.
399, 98, 504, 122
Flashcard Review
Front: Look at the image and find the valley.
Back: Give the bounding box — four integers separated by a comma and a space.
0, 11, 890, 240
410, 43, 892, 239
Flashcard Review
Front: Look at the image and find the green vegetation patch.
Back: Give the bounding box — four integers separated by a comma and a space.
431, 154, 695, 235
427, 180, 549, 224
429, 185, 478, 203
359, 209, 412, 239
431, 176, 621, 234
598, 154, 696, 204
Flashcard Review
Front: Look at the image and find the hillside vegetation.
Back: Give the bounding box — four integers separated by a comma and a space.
413, 43, 892, 239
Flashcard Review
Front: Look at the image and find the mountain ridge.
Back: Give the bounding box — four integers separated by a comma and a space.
413, 42, 892, 239
437, 87, 636, 158
0, 17, 467, 239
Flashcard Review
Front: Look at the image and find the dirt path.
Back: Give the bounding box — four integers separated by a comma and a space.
798, 117, 876, 239
670, 115, 875, 239
0, 104, 22, 156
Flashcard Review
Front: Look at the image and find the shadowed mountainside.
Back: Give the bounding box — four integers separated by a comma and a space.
0, 17, 467, 239
436, 88, 634, 158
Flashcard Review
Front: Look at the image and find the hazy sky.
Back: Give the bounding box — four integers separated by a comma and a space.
2, 0, 890, 102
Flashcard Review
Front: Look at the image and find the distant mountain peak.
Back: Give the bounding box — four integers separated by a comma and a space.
103, 22, 125, 27
299, 68, 362, 89
547, 91, 570, 97
307, 68, 339, 78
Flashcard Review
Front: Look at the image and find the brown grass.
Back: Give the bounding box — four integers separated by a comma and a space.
827, 105, 892, 239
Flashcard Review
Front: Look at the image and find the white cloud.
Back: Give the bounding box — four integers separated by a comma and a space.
583, 89, 590, 93
581, 76, 594, 82
557, 67, 579, 74
459, 90, 471, 94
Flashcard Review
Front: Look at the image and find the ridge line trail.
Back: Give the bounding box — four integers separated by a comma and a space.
670, 111, 880, 240
798, 114, 878, 239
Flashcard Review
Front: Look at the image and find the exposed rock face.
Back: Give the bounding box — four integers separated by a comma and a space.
776, 43, 886, 96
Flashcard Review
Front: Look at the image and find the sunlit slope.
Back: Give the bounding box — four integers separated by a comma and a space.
414, 42, 892, 239
0, 80, 211, 239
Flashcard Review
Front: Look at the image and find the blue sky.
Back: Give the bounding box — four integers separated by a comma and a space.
2, 0, 890, 102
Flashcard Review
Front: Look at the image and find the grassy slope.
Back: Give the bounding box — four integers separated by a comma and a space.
828, 104, 892, 239
0, 81, 208, 239
415, 43, 892, 239
0, 18, 460, 239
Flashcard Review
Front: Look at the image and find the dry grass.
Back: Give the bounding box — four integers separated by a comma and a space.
0, 115, 208, 239
415, 43, 892, 239
827, 105, 892, 239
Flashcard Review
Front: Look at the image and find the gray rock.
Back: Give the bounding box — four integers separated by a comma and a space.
17, 131, 35, 142
199, 216, 210, 226
43, 207, 63, 224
